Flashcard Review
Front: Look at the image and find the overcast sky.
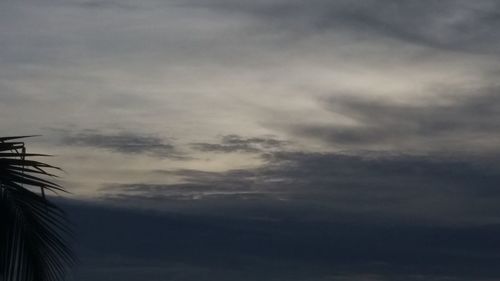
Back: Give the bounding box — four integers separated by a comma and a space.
3, 1, 500, 280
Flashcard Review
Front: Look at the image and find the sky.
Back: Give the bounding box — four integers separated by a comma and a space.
2, 0, 500, 280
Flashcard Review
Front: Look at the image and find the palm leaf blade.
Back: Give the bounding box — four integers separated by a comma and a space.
0, 136, 74, 281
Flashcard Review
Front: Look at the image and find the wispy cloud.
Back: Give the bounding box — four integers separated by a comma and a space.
73, 0, 139, 10
287, 86, 500, 153
190, 135, 289, 153
181, 0, 500, 54
60, 130, 182, 158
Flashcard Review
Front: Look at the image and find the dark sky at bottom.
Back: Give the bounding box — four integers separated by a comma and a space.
62, 199, 500, 281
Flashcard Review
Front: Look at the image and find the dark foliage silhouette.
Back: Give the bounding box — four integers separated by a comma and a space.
0, 136, 74, 281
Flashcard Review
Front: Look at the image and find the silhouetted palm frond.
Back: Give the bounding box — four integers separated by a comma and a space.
0, 136, 74, 281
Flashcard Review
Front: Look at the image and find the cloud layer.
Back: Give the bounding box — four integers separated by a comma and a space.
191, 134, 289, 153
61, 130, 178, 157
182, 0, 500, 53
290, 87, 500, 152
3, 1, 500, 280
99, 151, 500, 226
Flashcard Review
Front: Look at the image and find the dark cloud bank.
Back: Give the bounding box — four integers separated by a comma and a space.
64, 198, 500, 281
62, 150, 500, 281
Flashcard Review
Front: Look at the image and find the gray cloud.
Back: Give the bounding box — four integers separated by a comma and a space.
288, 87, 500, 153
182, 0, 500, 54
73, 0, 139, 10
60, 130, 181, 158
2, 0, 500, 144
190, 135, 289, 153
